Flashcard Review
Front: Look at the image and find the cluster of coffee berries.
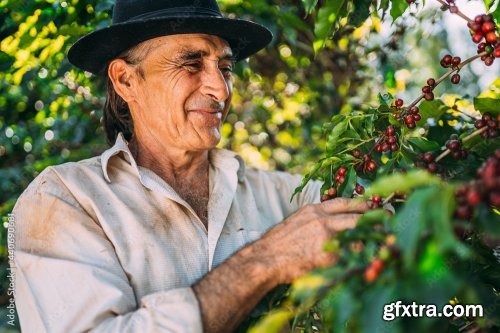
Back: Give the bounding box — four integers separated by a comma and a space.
454, 150, 500, 219
375, 126, 400, 152
445, 136, 468, 160
421, 77, 437, 101
469, 14, 499, 65
320, 167, 349, 202
405, 106, 422, 128
364, 258, 384, 283
416, 152, 441, 173
355, 154, 378, 174
334, 166, 347, 185
474, 112, 499, 139
477, 42, 500, 66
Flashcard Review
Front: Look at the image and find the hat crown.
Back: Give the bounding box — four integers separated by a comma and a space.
112, 0, 222, 24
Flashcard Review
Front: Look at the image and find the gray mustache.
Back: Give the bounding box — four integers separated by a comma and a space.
186, 100, 224, 111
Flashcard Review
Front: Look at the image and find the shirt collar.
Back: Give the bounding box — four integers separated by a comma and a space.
100, 133, 246, 183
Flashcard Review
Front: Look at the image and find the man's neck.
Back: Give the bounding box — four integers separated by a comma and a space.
129, 135, 211, 229
129, 135, 210, 187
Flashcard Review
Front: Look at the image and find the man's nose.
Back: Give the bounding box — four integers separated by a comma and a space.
199, 63, 230, 102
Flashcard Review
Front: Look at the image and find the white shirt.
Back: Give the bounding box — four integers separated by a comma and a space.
13, 133, 321, 333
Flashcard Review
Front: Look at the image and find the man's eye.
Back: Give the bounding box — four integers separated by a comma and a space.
220, 66, 233, 75
184, 63, 202, 71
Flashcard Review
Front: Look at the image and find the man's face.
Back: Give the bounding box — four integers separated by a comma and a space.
127, 34, 234, 152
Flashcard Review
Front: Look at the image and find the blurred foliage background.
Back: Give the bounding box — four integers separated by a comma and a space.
0, 0, 498, 331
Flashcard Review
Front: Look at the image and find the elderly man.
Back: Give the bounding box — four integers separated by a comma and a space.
13, 1, 369, 332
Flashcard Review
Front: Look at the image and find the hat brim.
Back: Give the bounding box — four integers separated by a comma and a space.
68, 16, 273, 75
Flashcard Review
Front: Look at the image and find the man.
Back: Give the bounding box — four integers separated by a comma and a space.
13, 1, 369, 332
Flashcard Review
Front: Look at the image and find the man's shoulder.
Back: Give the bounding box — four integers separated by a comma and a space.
17, 155, 105, 201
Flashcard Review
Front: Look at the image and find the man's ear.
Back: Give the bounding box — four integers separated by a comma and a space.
108, 59, 138, 103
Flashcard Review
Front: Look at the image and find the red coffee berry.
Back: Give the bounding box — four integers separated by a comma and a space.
422, 86, 431, 93
449, 5, 458, 13
423, 152, 434, 162
391, 143, 399, 152
367, 160, 378, 172
382, 142, 390, 152
372, 259, 384, 272
351, 149, 361, 158
478, 42, 487, 51
483, 112, 492, 121
364, 267, 378, 283
486, 32, 498, 44
468, 22, 481, 32
475, 119, 486, 128
455, 206, 472, 220
489, 191, 500, 207
482, 21, 495, 33
442, 54, 452, 66
372, 195, 382, 203
472, 32, 484, 43
494, 48, 500, 58
320, 194, 329, 202
484, 56, 495, 66
407, 122, 416, 129
452, 56, 461, 65
405, 115, 414, 125
387, 136, 397, 144
395, 98, 404, 107
410, 106, 419, 114
488, 128, 498, 137
451, 73, 461, 84
355, 183, 365, 194
338, 167, 347, 176
375, 144, 383, 153
466, 189, 482, 206
452, 151, 462, 159
427, 78, 436, 86
482, 14, 493, 22
474, 15, 484, 24
328, 187, 337, 197
427, 162, 439, 173
424, 92, 434, 101
386, 126, 396, 136
412, 114, 421, 121
487, 120, 497, 128
337, 175, 345, 184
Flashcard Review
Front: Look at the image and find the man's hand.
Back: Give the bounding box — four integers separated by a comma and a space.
193, 198, 369, 332
255, 197, 370, 285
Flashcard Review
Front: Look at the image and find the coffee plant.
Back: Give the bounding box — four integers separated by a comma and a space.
246, 1, 500, 332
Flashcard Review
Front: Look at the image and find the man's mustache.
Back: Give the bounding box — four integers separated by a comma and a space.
186, 100, 225, 112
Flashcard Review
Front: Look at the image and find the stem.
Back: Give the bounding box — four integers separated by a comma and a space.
406, 52, 487, 110
382, 192, 395, 205
435, 0, 474, 24
435, 126, 488, 162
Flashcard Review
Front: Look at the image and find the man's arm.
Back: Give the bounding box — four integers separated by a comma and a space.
194, 198, 369, 332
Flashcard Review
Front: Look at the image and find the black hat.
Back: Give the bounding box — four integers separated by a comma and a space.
68, 0, 273, 74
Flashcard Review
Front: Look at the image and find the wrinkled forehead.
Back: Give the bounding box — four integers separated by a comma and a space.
141, 34, 233, 60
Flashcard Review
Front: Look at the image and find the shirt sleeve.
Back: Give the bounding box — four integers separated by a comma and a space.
12, 167, 203, 333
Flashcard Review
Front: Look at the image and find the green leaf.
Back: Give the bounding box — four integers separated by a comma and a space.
418, 99, 447, 124
249, 309, 293, 333
348, 0, 372, 27
473, 97, 500, 116
302, 0, 319, 13
365, 170, 441, 197
392, 187, 434, 267
326, 118, 349, 151
0, 51, 15, 72
407, 137, 440, 152
390, 0, 408, 22
313, 0, 347, 53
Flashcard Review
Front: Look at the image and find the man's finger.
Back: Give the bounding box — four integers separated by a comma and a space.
319, 197, 371, 215
325, 213, 362, 232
